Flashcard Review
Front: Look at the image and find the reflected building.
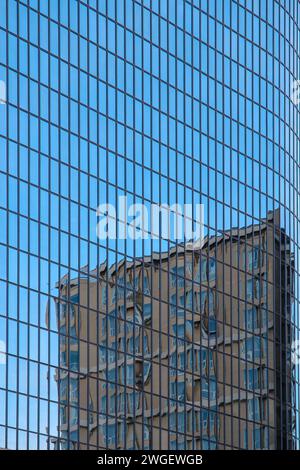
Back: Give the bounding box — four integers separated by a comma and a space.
51, 210, 296, 450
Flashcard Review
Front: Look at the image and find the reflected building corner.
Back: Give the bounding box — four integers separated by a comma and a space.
49, 209, 297, 450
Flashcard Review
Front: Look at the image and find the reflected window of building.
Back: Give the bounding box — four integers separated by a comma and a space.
253, 427, 261, 449
248, 397, 263, 421
127, 336, 139, 354
127, 426, 136, 450
200, 348, 208, 373
244, 246, 263, 271
170, 380, 185, 402
170, 438, 186, 450
116, 276, 129, 300
243, 427, 248, 449
244, 307, 258, 331
142, 303, 152, 322
57, 302, 66, 325
101, 284, 107, 307
69, 351, 79, 371
263, 427, 269, 449
243, 367, 260, 390
109, 393, 115, 414
99, 345, 106, 364
198, 290, 217, 334
201, 410, 208, 436
246, 276, 267, 302
125, 364, 135, 386
60, 430, 78, 450
143, 423, 150, 442
133, 273, 140, 291
209, 412, 218, 438
198, 290, 207, 314
101, 317, 106, 336
69, 406, 78, 426
179, 292, 185, 308
175, 309, 185, 322
242, 336, 265, 361
260, 276, 268, 301
186, 260, 193, 278
171, 266, 185, 288
69, 325, 78, 345
117, 392, 125, 414
100, 386, 107, 414
196, 256, 216, 283
111, 285, 116, 305
251, 426, 268, 450
208, 316, 217, 335
208, 350, 215, 376
202, 377, 217, 400
261, 308, 268, 328
109, 316, 116, 336
142, 333, 150, 355
60, 351, 67, 368
69, 302, 77, 325
127, 392, 140, 414
88, 395, 94, 425
108, 346, 116, 364
59, 377, 67, 404
187, 289, 194, 309
106, 424, 116, 447
107, 369, 116, 385
198, 257, 207, 283
170, 294, 177, 316
118, 305, 125, 320
117, 276, 124, 289
143, 361, 151, 382
172, 321, 192, 346
170, 353, 177, 376
118, 337, 125, 356
198, 289, 215, 315
143, 273, 150, 294
60, 406, 67, 425
245, 307, 268, 331
70, 378, 79, 404
177, 352, 185, 373
170, 412, 185, 434
60, 325, 67, 347
246, 278, 255, 301
208, 258, 216, 281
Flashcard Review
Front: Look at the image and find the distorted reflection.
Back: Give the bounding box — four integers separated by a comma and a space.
50, 209, 296, 450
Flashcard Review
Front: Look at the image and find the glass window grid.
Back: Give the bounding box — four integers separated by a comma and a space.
0, 0, 299, 451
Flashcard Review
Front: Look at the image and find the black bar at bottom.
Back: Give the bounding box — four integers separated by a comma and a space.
0, 450, 299, 466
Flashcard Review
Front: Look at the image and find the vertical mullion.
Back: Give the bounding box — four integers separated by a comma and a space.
104, 0, 109, 450
15, 0, 20, 452
76, 0, 81, 451
37, 0, 41, 451
4, 0, 8, 452
96, 0, 100, 451
149, 0, 153, 452
47, 0, 52, 450
26, 0, 31, 449
132, 0, 136, 451
56, 0, 62, 452
166, 0, 171, 452
86, 0, 91, 451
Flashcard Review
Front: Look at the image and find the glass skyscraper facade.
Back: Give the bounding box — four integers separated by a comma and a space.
0, 0, 299, 451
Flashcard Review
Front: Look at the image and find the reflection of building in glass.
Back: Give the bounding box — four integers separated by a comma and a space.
51, 210, 296, 450
1, 0, 300, 452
